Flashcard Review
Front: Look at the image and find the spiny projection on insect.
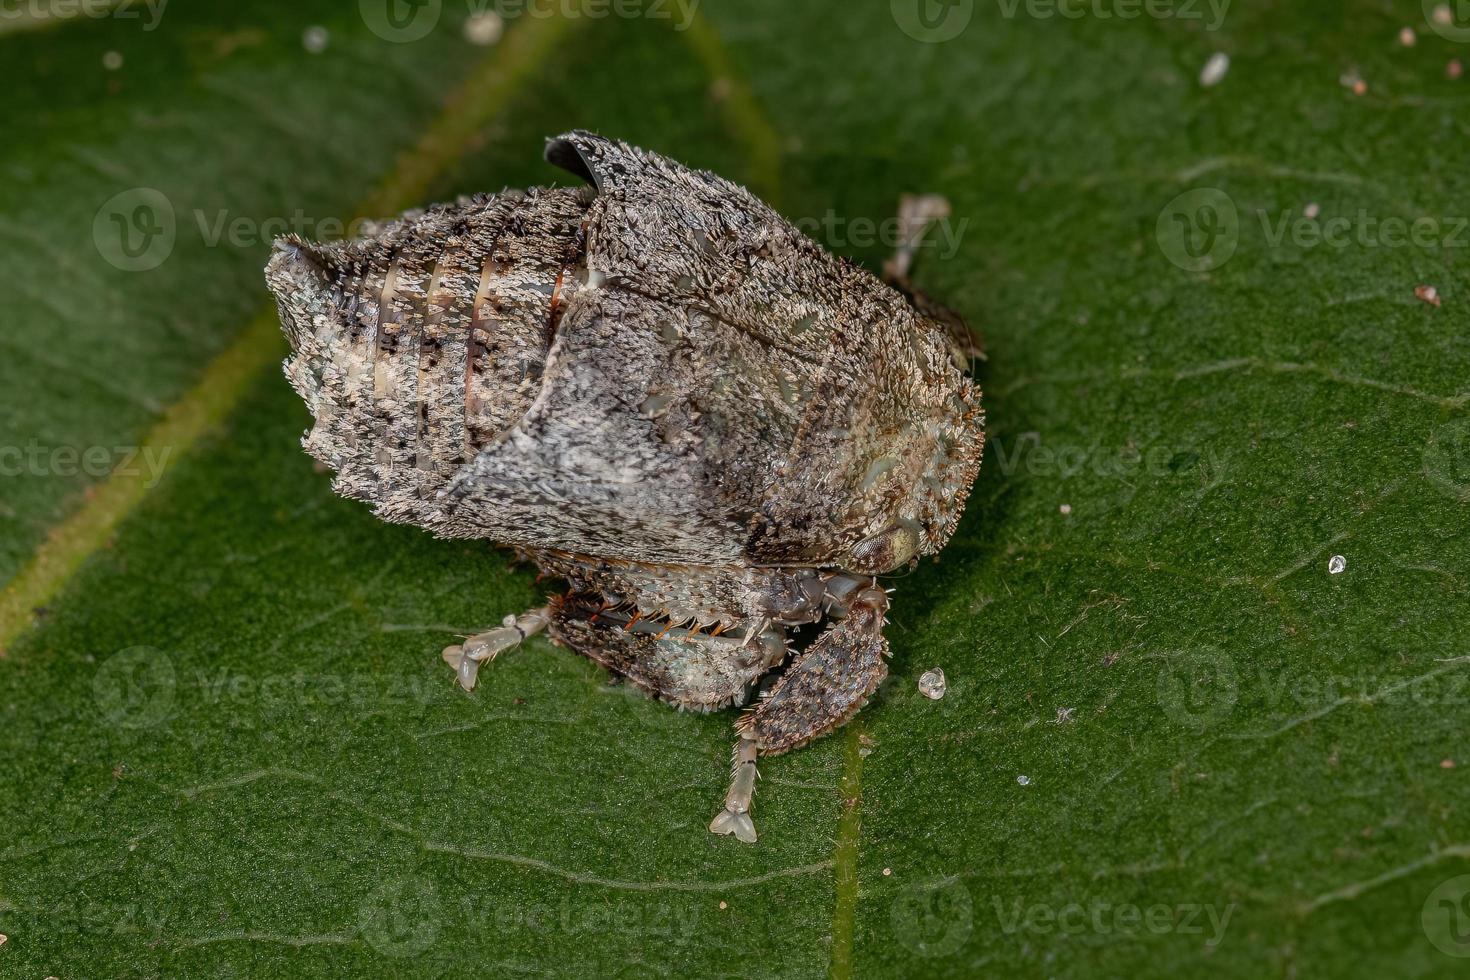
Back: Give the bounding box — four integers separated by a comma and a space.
265, 131, 984, 843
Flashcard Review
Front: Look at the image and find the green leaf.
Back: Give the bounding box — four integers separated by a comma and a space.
3, 3, 1469, 977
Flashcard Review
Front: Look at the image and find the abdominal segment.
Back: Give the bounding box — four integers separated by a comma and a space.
549, 592, 788, 712
268, 186, 594, 522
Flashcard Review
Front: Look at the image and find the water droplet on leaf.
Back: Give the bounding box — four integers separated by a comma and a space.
918, 668, 946, 700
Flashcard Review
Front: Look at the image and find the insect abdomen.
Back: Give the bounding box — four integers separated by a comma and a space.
266, 186, 593, 524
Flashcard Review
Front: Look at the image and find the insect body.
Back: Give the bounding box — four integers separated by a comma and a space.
265, 132, 984, 842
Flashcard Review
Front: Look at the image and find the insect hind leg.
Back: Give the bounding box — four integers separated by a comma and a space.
709, 581, 891, 844
441, 606, 551, 692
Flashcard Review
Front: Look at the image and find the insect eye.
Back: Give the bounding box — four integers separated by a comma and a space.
849, 523, 921, 574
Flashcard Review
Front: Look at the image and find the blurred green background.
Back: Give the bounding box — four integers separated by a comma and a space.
1, 1, 1468, 976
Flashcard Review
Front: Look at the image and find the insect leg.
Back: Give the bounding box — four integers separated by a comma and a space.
441, 605, 550, 692
708, 738, 760, 844
882, 192, 952, 289
881, 192, 983, 366
709, 584, 890, 843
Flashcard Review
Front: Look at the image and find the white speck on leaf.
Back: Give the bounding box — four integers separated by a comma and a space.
1200, 52, 1230, 88
302, 26, 329, 54
464, 11, 504, 46
1059, 503, 1072, 515
1328, 555, 1347, 575
1399, 26, 1416, 47
1416, 284, 1441, 308
102, 50, 123, 71
918, 668, 947, 700
1055, 706, 1075, 724
1017, 775, 1031, 786
1303, 202, 1320, 219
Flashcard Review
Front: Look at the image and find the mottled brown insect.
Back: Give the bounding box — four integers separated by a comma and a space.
265, 132, 984, 842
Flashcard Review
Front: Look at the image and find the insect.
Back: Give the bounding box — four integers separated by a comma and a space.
265, 132, 984, 843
